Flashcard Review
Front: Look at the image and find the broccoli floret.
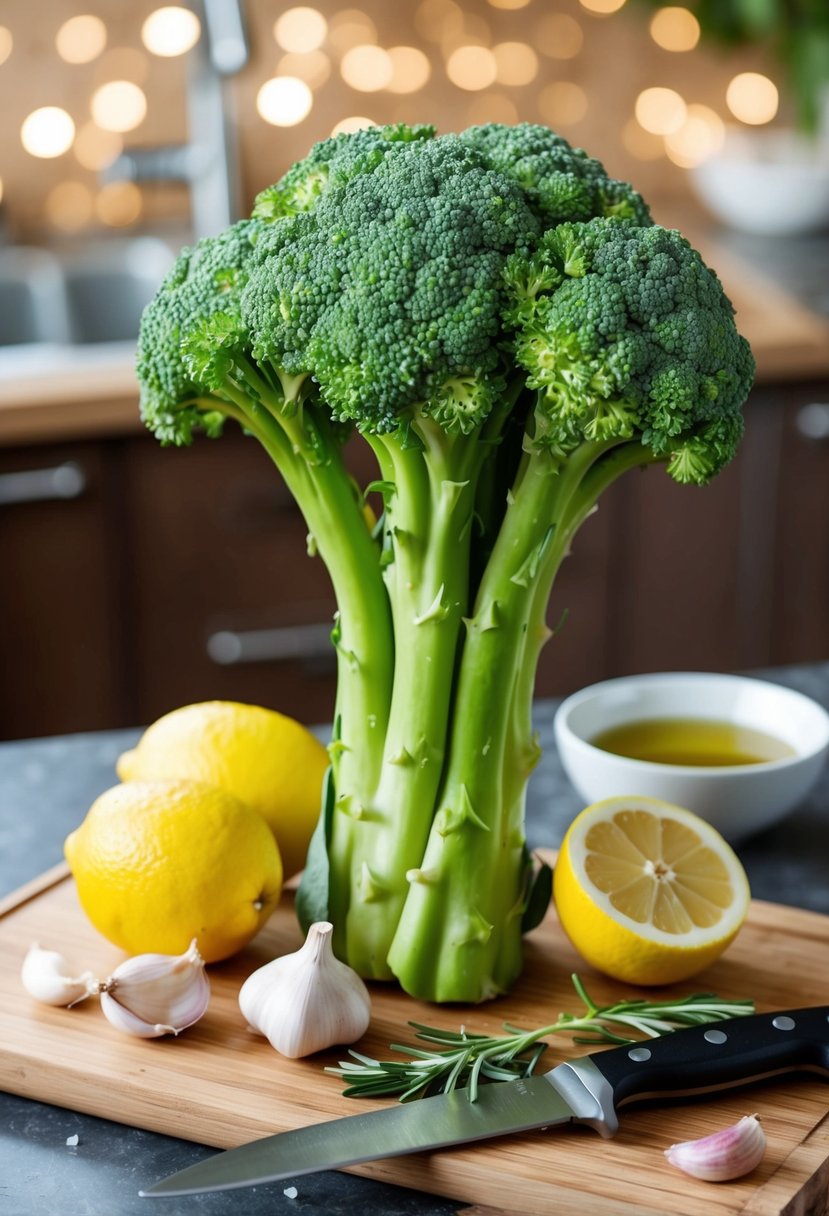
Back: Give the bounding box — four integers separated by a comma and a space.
508, 219, 752, 478
136, 218, 264, 445
459, 123, 651, 225
136, 121, 755, 1004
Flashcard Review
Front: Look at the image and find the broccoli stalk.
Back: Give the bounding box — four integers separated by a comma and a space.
136, 123, 754, 1003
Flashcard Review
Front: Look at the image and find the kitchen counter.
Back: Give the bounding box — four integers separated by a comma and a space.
1, 221, 829, 448
1, 664, 828, 1216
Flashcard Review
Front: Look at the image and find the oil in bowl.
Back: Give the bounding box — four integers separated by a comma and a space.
589, 717, 796, 768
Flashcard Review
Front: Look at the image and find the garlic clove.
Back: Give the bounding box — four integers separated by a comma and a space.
99, 939, 210, 1038
239, 921, 371, 1059
665, 1114, 766, 1182
21, 943, 98, 1008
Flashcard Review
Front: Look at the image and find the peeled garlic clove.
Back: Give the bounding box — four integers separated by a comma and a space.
21, 943, 98, 1007
99, 939, 210, 1038
665, 1114, 766, 1182
239, 921, 371, 1058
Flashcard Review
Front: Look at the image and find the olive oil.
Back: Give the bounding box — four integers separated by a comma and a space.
590, 717, 795, 767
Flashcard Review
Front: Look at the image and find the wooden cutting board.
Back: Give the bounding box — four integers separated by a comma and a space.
1, 859, 828, 1216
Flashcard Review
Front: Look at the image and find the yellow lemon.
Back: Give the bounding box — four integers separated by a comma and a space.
116, 701, 328, 878
553, 796, 750, 986
64, 780, 283, 963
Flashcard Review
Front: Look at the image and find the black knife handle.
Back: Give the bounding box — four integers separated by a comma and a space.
589, 1006, 829, 1110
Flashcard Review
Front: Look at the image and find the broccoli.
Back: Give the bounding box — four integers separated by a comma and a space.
136, 123, 754, 1003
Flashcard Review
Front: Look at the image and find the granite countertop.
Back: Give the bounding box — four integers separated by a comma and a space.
1, 664, 828, 1216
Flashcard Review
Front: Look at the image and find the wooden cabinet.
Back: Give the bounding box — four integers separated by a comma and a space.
1, 381, 827, 741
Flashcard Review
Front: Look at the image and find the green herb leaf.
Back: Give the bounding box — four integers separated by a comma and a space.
326, 975, 755, 1103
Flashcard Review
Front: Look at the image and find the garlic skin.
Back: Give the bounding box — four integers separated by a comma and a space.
239, 921, 371, 1058
21, 943, 98, 1007
99, 939, 210, 1039
665, 1114, 766, 1182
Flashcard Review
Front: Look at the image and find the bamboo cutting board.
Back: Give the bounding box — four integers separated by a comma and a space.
1, 860, 828, 1216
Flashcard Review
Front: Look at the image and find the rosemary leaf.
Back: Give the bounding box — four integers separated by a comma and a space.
326, 974, 755, 1103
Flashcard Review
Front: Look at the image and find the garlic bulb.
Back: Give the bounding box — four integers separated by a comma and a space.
239, 921, 371, 1058
21, 943, 98, 1007
665, 1114, 766, 1182
99, 939, 210, 1038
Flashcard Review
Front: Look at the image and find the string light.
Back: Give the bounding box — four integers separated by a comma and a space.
579, 0, 626, 13
96, 181, 143, 227
276, 51, 331, 89
538, 82, 588, 125
332, 115, 376, 135
73, 122, 123, 171
45, 181, 94, 231
327, 10, 377, 54
0, 26, 12, 66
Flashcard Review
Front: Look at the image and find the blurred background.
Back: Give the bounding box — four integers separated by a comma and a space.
0, 0, 827, 741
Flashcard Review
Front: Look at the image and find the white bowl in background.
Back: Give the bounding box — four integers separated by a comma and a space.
690, 128, 829, 236
553, 672, 829, 843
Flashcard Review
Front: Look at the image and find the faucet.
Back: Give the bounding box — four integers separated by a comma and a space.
105, 0, 249, 240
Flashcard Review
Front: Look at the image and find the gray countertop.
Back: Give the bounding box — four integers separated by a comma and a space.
2, 665, 828, 1215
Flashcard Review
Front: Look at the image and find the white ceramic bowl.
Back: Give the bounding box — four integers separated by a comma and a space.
553, 672, 829, 843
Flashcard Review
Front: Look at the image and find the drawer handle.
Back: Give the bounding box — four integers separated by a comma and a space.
207, 622, 334, 666
795, 403, 829, 441
0, 461, 86, 505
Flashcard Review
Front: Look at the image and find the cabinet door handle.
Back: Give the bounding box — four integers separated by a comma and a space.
207, 622, 334, 666
795, 403, 829, 441
0, 461, 87, 505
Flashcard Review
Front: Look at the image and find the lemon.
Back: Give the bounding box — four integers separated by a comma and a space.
65, 780, 283, 963
553, 796, 750, 986
116, 701, 328, 878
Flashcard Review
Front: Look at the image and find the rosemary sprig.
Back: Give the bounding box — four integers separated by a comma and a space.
327, 975, 755, 1103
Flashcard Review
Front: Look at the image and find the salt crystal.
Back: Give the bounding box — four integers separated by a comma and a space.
65, 1135, 79, 1147
283, 1186, 298, 1199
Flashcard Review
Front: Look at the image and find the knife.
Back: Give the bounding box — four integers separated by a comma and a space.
140, 1004, 829, 1198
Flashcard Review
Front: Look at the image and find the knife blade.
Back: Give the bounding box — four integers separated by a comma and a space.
140, 1004, 829, 1198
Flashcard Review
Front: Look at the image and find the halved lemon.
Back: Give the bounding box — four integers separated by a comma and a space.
553, 796, 751, 986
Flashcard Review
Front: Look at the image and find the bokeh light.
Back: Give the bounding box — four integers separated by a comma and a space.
486, 0, 531, 9
73, 122, 123, 171
726, 72, 778, 125
466, 92, 519, 125
446, 45, 497, 91
536, 14, 583, 60
492, 42, 538, 87
56, 15, 107, 64
621, 117, 665, 160
45, 181, 94, 231
95, 47, 150, 85
91, 81, 148, 133
276, 51, 331, 89
664, 103, 725, 167
538, 82, 588, 125
340, 44, 393, 91
331, 115, 376, 135
579, 0, 626, 13
21, 107, 76, 158
0, 26, 12, 66
635, 86, 687, 135
273, 7, 327, 54
257, 76, 313, 125
327, 10, 377, 54
96, 181, 143, 227
649, 7, 700, 52
387, 46, 431, 94
414, 0, 463, 43
141, 7, 201, 57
